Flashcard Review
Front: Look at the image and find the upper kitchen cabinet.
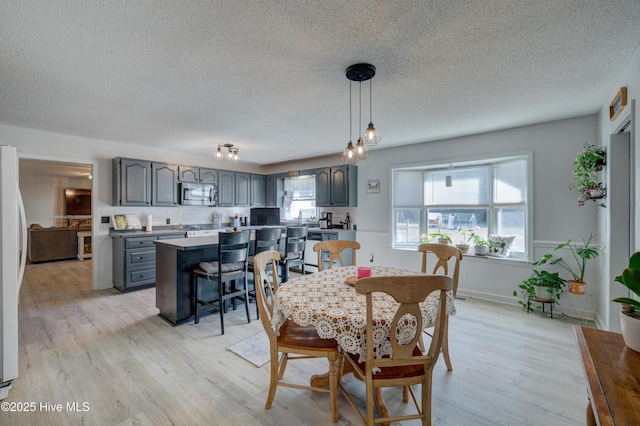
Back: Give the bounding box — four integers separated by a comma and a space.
113, 158, 151, 206
265, 174, 278, 206
235, 172, 250, 207
316, 165, 358, 207
218, 170, 235, 207
178, 166, 218, 184
151, 162, 178, 206
250, 174, 265, 207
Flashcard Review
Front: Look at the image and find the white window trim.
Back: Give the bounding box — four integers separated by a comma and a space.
390, 150, 533, 260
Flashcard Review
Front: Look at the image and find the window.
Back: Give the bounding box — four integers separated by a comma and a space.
282, 175, 316, 220
392, 155, 530, 259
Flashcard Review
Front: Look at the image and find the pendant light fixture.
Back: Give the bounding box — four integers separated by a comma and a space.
355, 80, 368, 160
364, 77, 381, 146
216, 143, 240, 162
341, 80, 359, 164
342, 63, 378, 164
446, 164, 453, 187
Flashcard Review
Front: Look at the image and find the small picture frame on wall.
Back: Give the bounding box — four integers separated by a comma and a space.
367, 179, 380, 194
609, 87, 627, 121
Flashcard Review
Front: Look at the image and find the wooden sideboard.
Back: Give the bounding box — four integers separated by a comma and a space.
574, 325, 640, 425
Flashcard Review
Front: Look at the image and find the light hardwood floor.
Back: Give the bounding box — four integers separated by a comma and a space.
2, 260, 590, 425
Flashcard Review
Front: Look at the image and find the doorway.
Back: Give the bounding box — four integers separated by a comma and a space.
17, 156, 97, 291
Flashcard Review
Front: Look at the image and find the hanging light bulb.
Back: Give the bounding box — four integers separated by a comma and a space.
232, 149, 239, 162
364, 78, 381, 146
227, 147, 234, 160
342, 80, 359, 164
355, 82, 368, 160
355, 137, 368, 160
342, 140, 358, 164
215, 146, 223, 160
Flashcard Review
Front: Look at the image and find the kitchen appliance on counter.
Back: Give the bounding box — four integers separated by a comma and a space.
179, 182, 217, 206
318, 212, 333, 229
250, 207, 280, 226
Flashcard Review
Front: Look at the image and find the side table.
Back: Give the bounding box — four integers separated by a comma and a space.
77, 231, 92, 261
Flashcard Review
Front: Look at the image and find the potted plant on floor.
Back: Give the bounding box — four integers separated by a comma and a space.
455, 227, 473, 254
533, 234, 601, 294
612, 251, 640, 353
471, 233, 490, 256
571, 142, 606, 207
514, 268, 567, 314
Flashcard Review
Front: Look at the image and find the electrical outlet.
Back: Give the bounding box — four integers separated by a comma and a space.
166, 218, 170, 224
101, 216, 110, 224
370, 253, 374, 263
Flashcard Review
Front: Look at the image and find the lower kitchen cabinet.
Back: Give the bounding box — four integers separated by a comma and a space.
112, 232, 185, 292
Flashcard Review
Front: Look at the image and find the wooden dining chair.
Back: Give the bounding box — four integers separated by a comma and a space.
279, 226, 307, 282
418, 243, 462, 371
192, 229, 251, 334
339, 274, 453, 425
253, 250, 342, 423
247, 227, 283, 318
313, 240, 361, 271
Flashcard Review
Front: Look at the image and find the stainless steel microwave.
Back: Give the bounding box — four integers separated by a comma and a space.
179, 182, 217, 206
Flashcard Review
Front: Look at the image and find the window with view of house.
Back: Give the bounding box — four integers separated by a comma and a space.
392, 154, 531, 260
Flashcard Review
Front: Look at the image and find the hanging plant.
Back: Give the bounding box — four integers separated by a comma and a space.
571, 142, 606, 206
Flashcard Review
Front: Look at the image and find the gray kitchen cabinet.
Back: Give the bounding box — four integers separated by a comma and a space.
218, 170, 235, 206
113, 158, 152, 206
265, 174, 278, 206
152, 162, 178, 206
199, 168, 218, 184
235, 172, 250, 207
316, 165, 357, 207
250, 174, 265, 207
112, 232, 185, 292
178, 166, 218, 184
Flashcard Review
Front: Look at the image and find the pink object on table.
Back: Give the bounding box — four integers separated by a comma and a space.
357, 266, 372, 279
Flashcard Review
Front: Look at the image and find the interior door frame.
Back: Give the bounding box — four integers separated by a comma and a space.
17, 153, 98, 291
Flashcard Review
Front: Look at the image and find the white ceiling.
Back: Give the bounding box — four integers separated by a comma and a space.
2, 1, 640, 166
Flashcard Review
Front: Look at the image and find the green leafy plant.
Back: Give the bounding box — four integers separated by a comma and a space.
534, 234, 600, 282
458, 227, 473, 244
612, 251, 640, 312
428, 232, 452, 244
514, 269, 567, 313
571, 142, 606, 206
471, 233, 490, 247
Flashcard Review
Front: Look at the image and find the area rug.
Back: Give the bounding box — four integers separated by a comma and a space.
227, 331, 270, 368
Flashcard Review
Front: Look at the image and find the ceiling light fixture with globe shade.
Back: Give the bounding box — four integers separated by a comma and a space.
216, 143, 239, 162
342, 63, 380, 164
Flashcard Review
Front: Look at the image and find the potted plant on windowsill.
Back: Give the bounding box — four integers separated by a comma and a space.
428, 232, 452, 245
612, 251, 640, 353
455, 227, 473, 254
534, 234, 601, 295
571, 142, 606, 207
471, 233, 490, 256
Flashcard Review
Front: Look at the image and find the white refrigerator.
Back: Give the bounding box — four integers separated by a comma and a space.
0, 145, 27, 400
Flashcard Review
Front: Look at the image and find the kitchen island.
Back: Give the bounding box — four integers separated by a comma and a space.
154, 236, 222, 325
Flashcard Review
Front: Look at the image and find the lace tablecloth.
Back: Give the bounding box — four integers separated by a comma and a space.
273, 265, 456, 359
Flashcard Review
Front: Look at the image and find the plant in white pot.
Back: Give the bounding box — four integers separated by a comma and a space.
533, 234, 600, 295
455, 227, 473, 254
471, 233, 490, 256
612, 251, 640, 353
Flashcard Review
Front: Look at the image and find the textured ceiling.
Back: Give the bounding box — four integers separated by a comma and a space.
2, 1, 640, 165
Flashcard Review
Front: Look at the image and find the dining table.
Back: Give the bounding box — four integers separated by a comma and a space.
273, 265, 457, 360
272, 264, 456, 421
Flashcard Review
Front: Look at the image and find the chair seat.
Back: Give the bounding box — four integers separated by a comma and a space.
199, 261, 245, 275
277, 320, 338, 351
346, 346, 425, 380
279, 251, 302, 262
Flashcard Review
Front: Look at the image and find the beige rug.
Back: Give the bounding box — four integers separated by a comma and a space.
227, 331, 270, 368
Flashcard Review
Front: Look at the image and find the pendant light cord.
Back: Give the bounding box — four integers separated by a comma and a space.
369, 79, 373, 121
349, 80, 352, 141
